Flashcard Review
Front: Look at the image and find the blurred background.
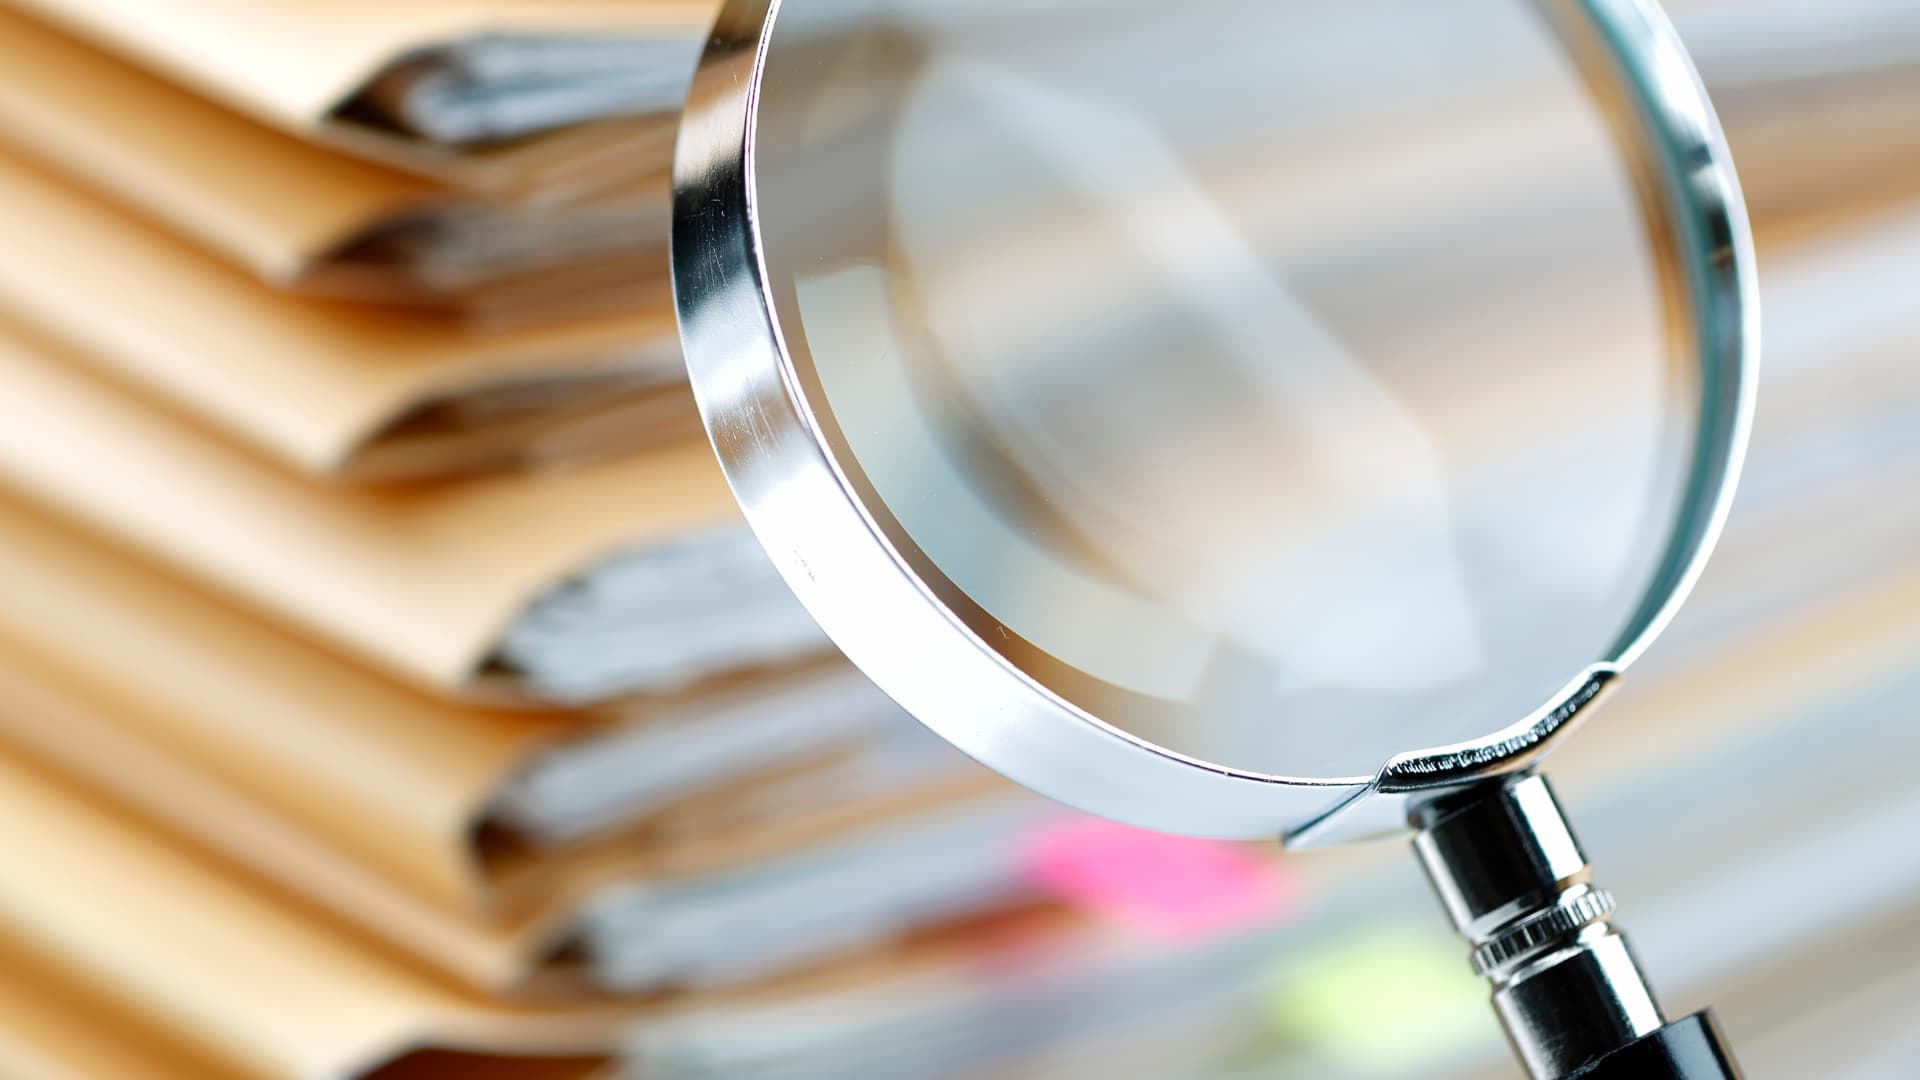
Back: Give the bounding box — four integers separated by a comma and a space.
0, 1, 1910, 1078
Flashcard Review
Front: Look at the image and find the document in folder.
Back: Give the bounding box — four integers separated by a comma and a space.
0, 148, 687, 483
0, 316, 827, 703
0, 746, 647, 1080
5, 0, 717, 195
0, 487, 1026, 996
0, 7, 671, 322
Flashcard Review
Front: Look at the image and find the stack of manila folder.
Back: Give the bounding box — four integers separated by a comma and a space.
0, 0, 1911, 1077
0, 3, 1081, 1077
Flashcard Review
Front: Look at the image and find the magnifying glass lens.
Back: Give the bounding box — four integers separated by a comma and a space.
750, 0, 1697, 780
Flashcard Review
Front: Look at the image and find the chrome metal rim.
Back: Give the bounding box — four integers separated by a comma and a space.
671, 0, 1757, 839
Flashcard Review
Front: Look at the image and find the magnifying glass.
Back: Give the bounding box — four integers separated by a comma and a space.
671, 1, 1757, 1076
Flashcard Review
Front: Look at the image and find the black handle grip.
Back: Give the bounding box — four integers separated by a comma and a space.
1569, 1011, 1742, 1079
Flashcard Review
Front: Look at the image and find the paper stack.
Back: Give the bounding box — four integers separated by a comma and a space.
0, 1, 1914, 1078
0, 3, 1078, 1076
1670, 0, 1920, 232
633, 5, 1920, 1076
627, 188, 1920, 1078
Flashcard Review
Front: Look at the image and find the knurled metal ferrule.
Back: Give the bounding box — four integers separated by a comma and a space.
1472, 886, 1617, 976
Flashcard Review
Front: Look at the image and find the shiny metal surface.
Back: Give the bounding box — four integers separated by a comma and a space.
671, 0, 1755, 839
1414, 773, 1666, 1078
1474, 885, 1616, 976
1498, 934, 1667, 1079
1412, 773, 1594, 941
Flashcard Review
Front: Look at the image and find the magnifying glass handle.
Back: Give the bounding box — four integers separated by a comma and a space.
1411, 774, 1743, 1079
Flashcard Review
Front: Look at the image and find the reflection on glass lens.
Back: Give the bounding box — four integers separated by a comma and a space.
753, 0, 1696, 778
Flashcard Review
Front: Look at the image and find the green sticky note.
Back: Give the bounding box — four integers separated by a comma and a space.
1266, 923, 1490, 1073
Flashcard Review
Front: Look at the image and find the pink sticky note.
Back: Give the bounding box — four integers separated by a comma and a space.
1020, 816, 1293, 940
